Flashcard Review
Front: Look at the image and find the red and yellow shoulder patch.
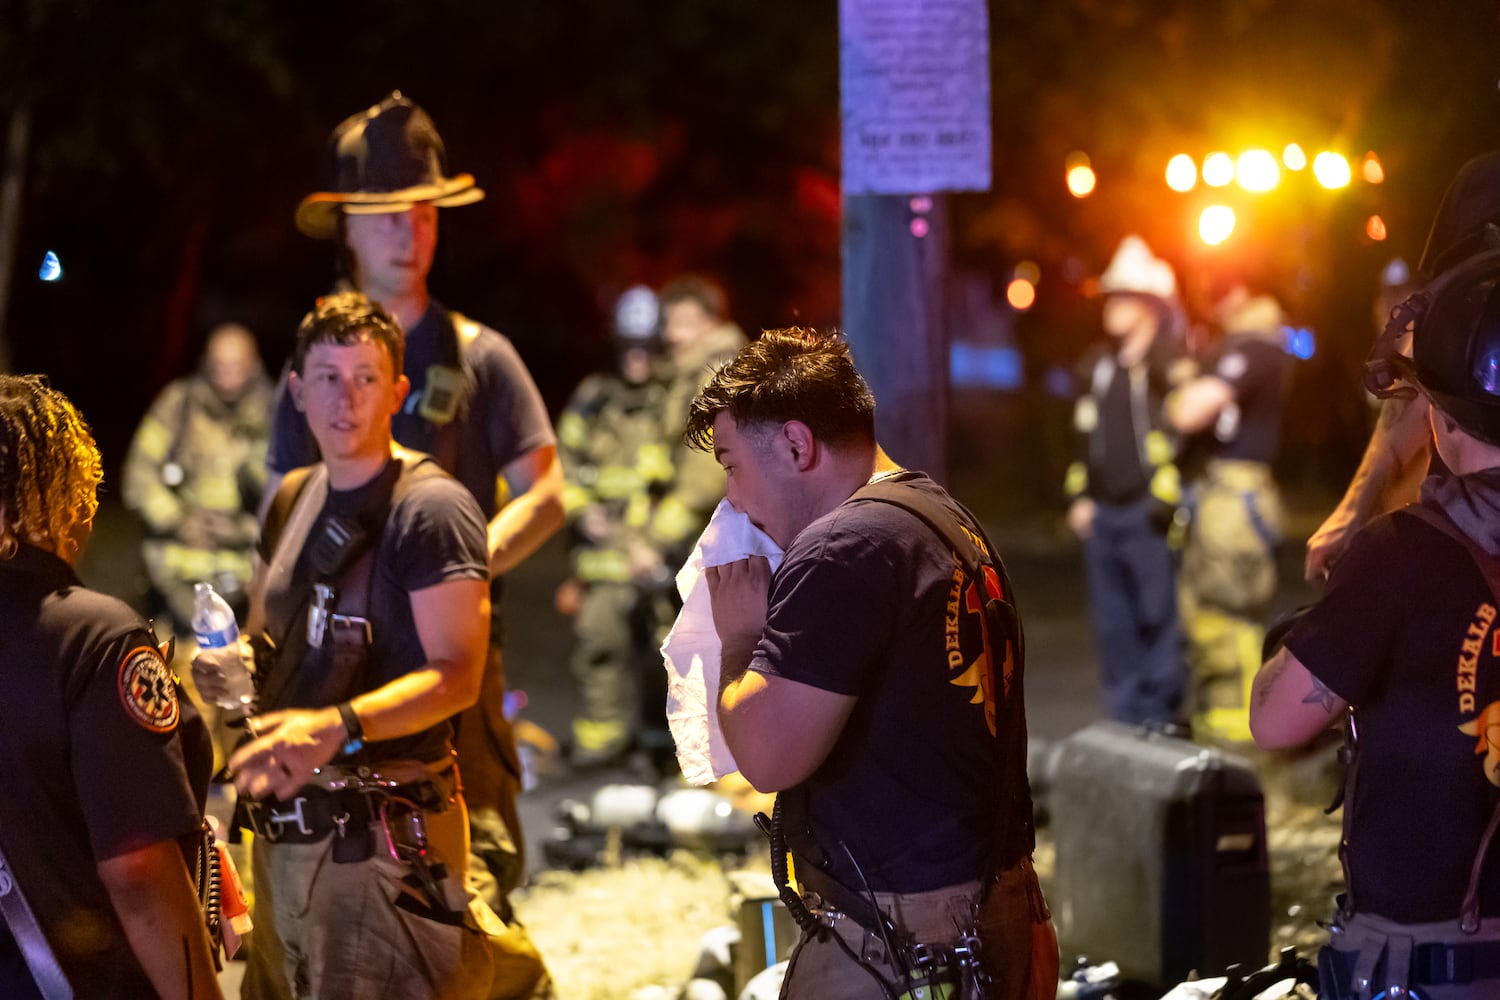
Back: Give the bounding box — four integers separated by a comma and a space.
116, 645, 179, 733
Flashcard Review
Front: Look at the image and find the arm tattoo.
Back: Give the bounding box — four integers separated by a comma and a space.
1253, 658, 1285, 709
1300, 674, 1338, 714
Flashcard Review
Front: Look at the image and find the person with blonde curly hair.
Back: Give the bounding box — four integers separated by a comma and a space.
0, 374, 103, 561
0, 375, 223, 999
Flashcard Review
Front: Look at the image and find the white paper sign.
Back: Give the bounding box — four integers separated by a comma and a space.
840, 0, 992, 195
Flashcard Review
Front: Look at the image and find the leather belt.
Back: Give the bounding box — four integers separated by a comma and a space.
245, 763, 454, 845
245, 789, 377, 845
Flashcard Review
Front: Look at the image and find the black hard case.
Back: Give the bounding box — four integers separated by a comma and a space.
1048, 721, 1271, 989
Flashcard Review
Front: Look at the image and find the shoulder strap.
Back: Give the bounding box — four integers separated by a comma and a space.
448, 310, 483, 356
426, 312, 480, 475
262, 466, 315, 557
254, 465, 331, 711
0, 836, 71, 998
1399, 503, 1500, 601
163, 379, 197, 475
851, 479, 1024, 688
848, 480, 1035, 868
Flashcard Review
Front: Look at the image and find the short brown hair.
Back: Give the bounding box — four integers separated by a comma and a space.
292, 290, 405, 377
685, 328, 875, 452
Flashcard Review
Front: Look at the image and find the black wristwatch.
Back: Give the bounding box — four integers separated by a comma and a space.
337, 701, 364, 756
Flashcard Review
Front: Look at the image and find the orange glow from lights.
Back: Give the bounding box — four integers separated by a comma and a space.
1199, 205, 1236, 246
1166, 154, 1197, 192
1202, 152, 1234, 187
1362, 152, 1385, 184
1283, 144, 1307, 170
1014, 260, 1041, 284
1067, 165, 1097, 198
1007, 278, 1037, 311
1366, 215, 1387, 241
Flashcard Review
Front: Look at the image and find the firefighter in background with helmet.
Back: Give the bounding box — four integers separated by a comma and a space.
1065, 236, 1190, 726
123, 322, 272, 639
557, 285, 679, 767
651, 275, 748, 565
1251, 151, 1500, 1000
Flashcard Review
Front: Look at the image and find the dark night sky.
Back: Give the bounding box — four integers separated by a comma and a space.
4, 1, 1500, 498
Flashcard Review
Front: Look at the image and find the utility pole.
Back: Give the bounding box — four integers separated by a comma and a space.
842, 193, 948, 480
839, 0, 991, 485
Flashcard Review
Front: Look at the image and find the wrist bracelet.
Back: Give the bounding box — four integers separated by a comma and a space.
337, 701, 364, 756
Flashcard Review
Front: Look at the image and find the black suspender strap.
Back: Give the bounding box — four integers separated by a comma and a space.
426, 312, 481, 477
851, 479, 1034, 870
254, 464, 331, 711
0, 838, 72, 999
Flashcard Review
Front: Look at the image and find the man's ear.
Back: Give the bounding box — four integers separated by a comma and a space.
782, 420, 817, 471
288, 371, 306, 413
391, 373, 411, 414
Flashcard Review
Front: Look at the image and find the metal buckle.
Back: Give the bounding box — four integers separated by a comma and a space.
329, 613, 373, 644
910, 942, 942, 971
268, 797, 313, 837
308, 584, 335, 647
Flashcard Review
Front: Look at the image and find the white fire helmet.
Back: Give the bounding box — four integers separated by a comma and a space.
1099, 235, 1177, 304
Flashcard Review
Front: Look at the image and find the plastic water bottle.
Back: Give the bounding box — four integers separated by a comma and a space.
191, 581, 254, 711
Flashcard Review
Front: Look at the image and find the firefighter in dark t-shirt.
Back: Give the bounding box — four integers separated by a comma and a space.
0, 375, 221, 1000
687, 330, 1057, 1000
1252, 152, 1500, 1000
198, 292, 547, 998
1168, 287, 1293, 744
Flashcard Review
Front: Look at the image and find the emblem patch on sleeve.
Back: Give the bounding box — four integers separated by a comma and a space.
117, 645, 180, 733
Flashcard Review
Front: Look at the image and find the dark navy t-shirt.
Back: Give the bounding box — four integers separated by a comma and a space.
0, 544, 212, 997
1202, 333, 1291, 463
752, 473, 1016, 893
259, 458, 489, 762
1286, 507, 1500, 922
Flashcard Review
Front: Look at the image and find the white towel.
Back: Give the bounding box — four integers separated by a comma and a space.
661, 499, 784, 785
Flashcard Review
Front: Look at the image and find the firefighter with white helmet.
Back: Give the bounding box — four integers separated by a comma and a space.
1065, 235, 1190, 727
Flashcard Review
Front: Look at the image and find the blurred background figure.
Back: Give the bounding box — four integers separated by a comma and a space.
652, 274, 749, 561
123, 322, 272, 639
1064, 236, 1189, 727
556, 284, 677, 769
1167, 285, 1294, 744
